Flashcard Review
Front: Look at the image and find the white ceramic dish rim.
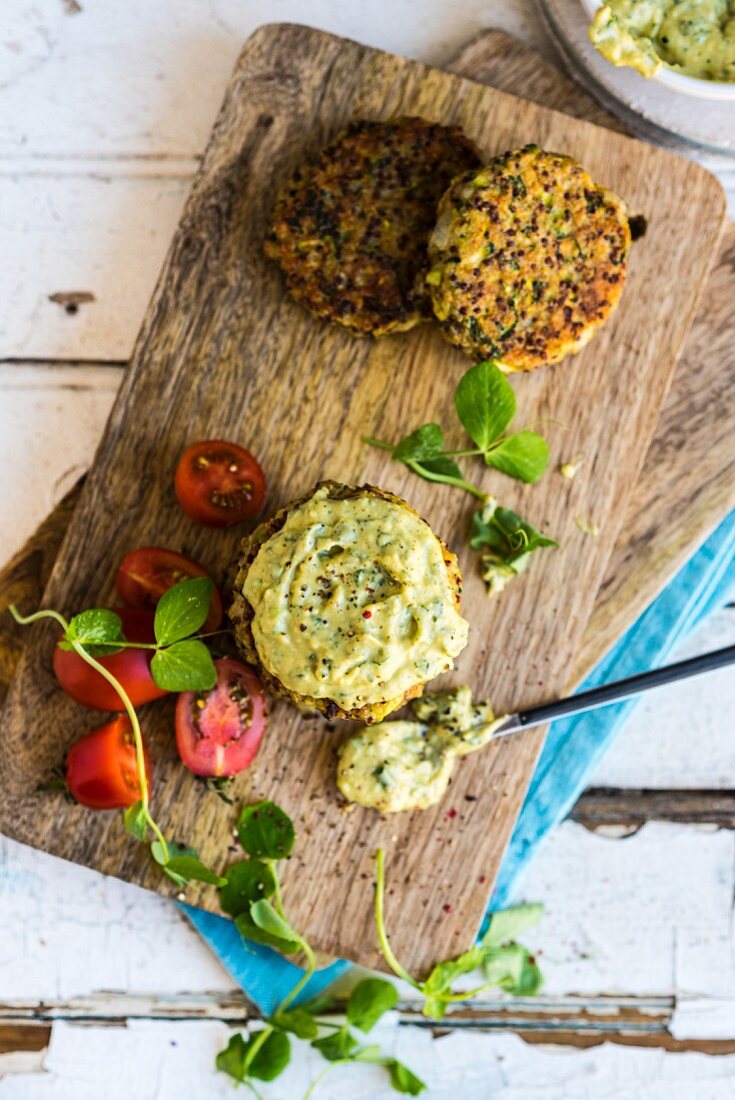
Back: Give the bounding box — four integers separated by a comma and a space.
579, 0, 735, 100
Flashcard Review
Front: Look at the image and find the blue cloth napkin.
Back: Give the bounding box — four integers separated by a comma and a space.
184, 513, 735, 1014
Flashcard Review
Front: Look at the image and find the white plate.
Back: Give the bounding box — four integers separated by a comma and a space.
537, 0, 735, 162
579, 0, 735, 101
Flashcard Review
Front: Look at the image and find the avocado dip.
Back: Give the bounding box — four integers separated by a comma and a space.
590, 0, 735, 82
336, 686, 507, 813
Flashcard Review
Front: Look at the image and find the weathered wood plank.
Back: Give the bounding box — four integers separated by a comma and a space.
0, 177, 190, 360
591, 606, 735, 788
0, 0, 547, 160
0, 364, 119, 565
0, 1022, 50, 1079
0, 820, 732, 1004
0, 1023, 50, 1055
4, 991, 735, 1052
5, 1017, 735, 1099
572, 789, 735, 830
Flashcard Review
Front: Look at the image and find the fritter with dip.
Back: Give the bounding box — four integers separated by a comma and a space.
229, 482, 469, 724
427, 144, 631, 371
264, 117, 481, 336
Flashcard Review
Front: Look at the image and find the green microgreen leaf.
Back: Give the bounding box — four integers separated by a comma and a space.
372, 849, 544, 1032
347, 978, 398, 1033
351, 1044, 384, 1063
362, 357, 549, 504
250, 898, 303, 949
234, 911, 301, 955
237, 801, 295, 860
164, 855, 226, 887
485, 431, 549, 483
270, 1007, 319, 1040
421, 997, 446, 1021
311, 1027, 359, 1062
247, 1029, 291, 1082
60, 608, 125, 656
386, 1060, 427, 1095
480, 943, 538, 993
150, 638, 216, 692
123, 800, 148, 842
219, 859, 277, 917
482, 903, 544, 947
393, 423, 444, 463
151, 839, 198, 886
470, 499, 557, 593
215, 1033, 249, 1084
215, 1029, 291, 1084
513, 952, 544, 996
153, 577, 214, 646
423, 946, 485, 1000
407, 456, 485, 499
454, 360, 516, 451
476, 504, 558, 559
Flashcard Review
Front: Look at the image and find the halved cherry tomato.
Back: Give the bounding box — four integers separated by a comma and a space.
174, 440, 266, 527
175, 657, 266, 777
66, 714, 151, 809
115, 546, 223, 633
53, 608, 168, 711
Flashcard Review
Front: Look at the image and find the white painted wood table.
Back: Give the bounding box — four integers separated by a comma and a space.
1, 2, 734, 1096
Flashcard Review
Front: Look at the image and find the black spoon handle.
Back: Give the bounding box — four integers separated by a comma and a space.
516, 643, 735, 730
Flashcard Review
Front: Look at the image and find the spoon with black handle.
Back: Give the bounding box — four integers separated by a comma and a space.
492, 644, 735, 740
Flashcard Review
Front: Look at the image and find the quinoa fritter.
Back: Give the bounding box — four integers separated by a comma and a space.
264, 117, 482, 337
427, 144, 631, 371
229, 482, 468, 724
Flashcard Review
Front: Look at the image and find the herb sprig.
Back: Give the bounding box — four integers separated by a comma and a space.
374, 849, 543, 1019
364, 360, 558, 590
214, 801, 543, 1096
57, 577, 218, 692
9, 578, 219, 871
470, 497, 558, 595
214, 801, 424, 1096
365, 360, 550, 496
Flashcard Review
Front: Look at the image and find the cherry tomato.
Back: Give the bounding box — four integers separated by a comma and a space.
54, 608, 168, 711
115, 546, 223, 632
66, 714, 151, 809
174, 440, 266, 527
175, 657, 266, 777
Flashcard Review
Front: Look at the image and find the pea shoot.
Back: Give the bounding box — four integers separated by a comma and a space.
214, 801, 543, 1096
10, 578, 220, 872
364, 360, 551, 494
364, 360, 559, 592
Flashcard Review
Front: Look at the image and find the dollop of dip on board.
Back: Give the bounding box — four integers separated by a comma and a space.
336, 686, 507, 813
590, 0, 735, 82
242, 487, 469, 710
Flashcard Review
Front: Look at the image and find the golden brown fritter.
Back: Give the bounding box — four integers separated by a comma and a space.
264, 117, 481, 337
229, 482, 465, 724
427, 145, 631, 371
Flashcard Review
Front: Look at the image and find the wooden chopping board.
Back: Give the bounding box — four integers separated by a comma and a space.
0, 25, 725, 975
